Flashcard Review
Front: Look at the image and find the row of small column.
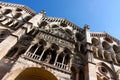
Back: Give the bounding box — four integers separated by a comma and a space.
92, 46, 120, 64
23, 42, 73, 71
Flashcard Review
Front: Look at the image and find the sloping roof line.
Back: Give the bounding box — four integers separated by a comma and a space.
43, 17, 84, 32
91, 32, 120, 44
0, 1, 36, 15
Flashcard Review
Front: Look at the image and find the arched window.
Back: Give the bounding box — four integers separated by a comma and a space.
16, 8, 22, 12
5, 47, 18, 58
29, 44, 38, 53
60, 23, 67, 27
71, 66, 77, 80
39, 21, 48, 28
13, 13, 22, 19
92, 38, 99, 46
102, 41, 111, 50
0, 29, 11, 43
23, 15, 32, 21
41, 49, 52, 63
2, 9, 12, 15
96, 62, 116, 80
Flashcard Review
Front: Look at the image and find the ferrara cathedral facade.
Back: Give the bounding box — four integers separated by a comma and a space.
0, 2, 119, 80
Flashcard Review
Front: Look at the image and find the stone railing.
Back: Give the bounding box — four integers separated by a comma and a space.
55, 62, 70, 71
23, 52, 71, 73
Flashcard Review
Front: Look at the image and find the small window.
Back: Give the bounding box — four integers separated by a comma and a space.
16, 8, 22, 12
13, 13, 22, 19
104, 37, 113, 43
3, 9, 12, 15
24, 16, 32, 21
39, 21, 48, 28
52, 25, 59, 28
60, 23, 67, 27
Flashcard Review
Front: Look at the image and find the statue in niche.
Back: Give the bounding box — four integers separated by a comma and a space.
44, 53, 51, 63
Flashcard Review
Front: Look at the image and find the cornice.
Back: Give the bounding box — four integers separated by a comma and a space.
0, 1, 36, 15
90, 32, 120, 44
43, 17, 84, 32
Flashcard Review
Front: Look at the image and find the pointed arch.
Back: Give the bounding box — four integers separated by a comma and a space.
6, 67, 58, 80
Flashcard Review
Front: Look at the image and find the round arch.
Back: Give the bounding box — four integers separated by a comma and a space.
6, 67, 58, 80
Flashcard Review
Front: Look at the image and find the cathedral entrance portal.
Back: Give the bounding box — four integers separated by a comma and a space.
10, 67, 57, 80
15, 67, 57, 80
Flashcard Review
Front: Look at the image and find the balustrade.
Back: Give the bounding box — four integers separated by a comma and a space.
24, 51, 70, 71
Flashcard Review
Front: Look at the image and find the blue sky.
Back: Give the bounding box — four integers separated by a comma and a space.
1, 0, 120, 39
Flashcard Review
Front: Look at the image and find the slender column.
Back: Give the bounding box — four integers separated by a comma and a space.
24, 44, 34, 55
61, 55, 66, 68
96, 48, 99, 57
101, 50, 105, 59
31, 46, 39, 58
69, 55, 73, 71
11, 49, 20, 59
54, 52, 60, 66
114, 55, 118, 63
38, 48, 47, 61
76, 69, 80, 80
108, 53, 112, 61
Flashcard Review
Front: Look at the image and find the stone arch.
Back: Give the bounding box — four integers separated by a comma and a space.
113, 45, 120, 53
5, 19, 14, 26
39, 39, 47, 46
49, 22, 60, 28
39, 21, 48, 28
7, 48, 26, 60
51, 24, 59, 28
19, 36, 33, 46
116, 69, 120, 80
60, 22, 67, 27
5, 67, 58, 80
2, 9, 12, 15
104, 37, 113, 43
41, 48, 52, 63
92, 37, 100, 46
0, 29, 11, 43
96, 62, 116, 80
0, 15, 7, 22
41, 43, 59, 64
57, 51, 65, 63
34, 39, 46, 55
63, 48, 71, 65
75, 32, 85, 41
23, 15, 32, 21
13, 13, 22, 19
65, 28, 73, 36
102, 41, 111, 50
5, 46, 19, 58
29, 44, 38, 53
15, 8, 23, 12
49, 43, 59, 64
64, 54, 70, 65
